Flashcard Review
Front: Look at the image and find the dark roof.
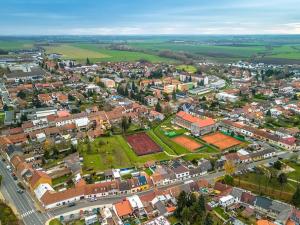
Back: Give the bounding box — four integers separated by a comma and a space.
118, 181, 131, 191
154, 200, 167, 215
6, 67, 46, 79
241, 192, 255, 205
254, 196, 272, 210
7, 144, 23, 157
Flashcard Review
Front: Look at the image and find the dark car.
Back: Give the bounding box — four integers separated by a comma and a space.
68, 202, 76, 207
17, 189, 24, 194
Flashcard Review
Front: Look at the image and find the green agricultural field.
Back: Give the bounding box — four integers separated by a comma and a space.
79, 135, 171, 173
0, 40, 34, 50
44, 44, 110, 60
44, 43, 174, 63
129, 42, 266, 58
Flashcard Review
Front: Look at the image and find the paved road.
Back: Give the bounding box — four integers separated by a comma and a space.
0, 161, 49, 225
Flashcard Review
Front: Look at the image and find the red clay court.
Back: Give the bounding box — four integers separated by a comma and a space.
172, 135, 203, 152
126, 133, 162, 156
202, 132, 242, 150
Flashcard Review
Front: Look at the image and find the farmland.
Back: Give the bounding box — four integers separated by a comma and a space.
1, 36, 300, 64
43, 43, 174, 63
0, 40, 34, 50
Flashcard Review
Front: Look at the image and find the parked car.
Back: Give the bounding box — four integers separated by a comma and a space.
68, 202, 76, 207
17, 189, 24, 194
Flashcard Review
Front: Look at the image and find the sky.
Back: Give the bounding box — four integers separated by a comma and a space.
1, 0, 300, 35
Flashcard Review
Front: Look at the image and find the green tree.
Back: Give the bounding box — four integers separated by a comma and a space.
273, 160, 282, 170
174, 191, 187, 217
86, 57, 91, 65
277, 173, 288, 196
203, 213, 213, 225
223, 175, 234, 185
155, 102, 162, 113
292, 186, 300, 207
0, 175, 2, 186
172, 90, 177, 101
181, 207, 190, 225
17, 90, 26, 99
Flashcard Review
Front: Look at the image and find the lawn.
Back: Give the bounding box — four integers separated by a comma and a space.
79, 135, 171, 173
176, 65, 197, 73
285, 161, 300, 181
52, 174, 72, 186
49, 219, 63, 225
213, 206, 229, 220
0, 112, 4, 125
234, 172, 296, 202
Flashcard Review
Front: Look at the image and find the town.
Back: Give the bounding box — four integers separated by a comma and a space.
0, 36, 299, 225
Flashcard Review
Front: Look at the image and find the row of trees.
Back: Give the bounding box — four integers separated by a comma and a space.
174, 191, 213, 225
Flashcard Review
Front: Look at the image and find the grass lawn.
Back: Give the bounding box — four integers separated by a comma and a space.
182, 153, 210, 161
285, 161, 300, 181
234, 172, 296, 202
49, 219, 63, 225
52, 174, 72, 186
79, 135, 171, 173
176, 65, 197, 73
213, 206, 229, 220
167, 216, 179, 224
0, 112, 4, 125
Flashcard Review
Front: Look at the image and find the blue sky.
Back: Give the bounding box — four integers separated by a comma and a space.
1, 0, 300, 35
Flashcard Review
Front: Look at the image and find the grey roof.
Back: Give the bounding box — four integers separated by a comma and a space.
231, 187, 244, 200
6, 67, 46, 79
7, 144, 23, 156
276, 208, 293, 224
198, 160, 212, 172
154, 201, 167, 216
270, 200, 291, 213
254, 196, 272, 210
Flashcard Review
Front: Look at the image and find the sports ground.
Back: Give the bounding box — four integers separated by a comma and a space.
172, 136, 203, 152
126, 132, 162, 156
201, 132, 242, 150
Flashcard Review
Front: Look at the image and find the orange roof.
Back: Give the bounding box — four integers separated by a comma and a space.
29, 170, 52, 188
57, 110, 70, 118
177, 111, 215, 127
11, 155, 23, 168
286, 220, 296, 225
166, 206, 176, 212
256, 220, 276, 225
41, 186, 85, 206
114, 200, 133, 217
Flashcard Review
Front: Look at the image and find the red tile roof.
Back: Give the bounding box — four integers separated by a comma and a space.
114, 200, 133, 217
176, 111, 215, 127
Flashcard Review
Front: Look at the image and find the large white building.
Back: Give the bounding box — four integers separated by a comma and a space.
216, 92, 239, 103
